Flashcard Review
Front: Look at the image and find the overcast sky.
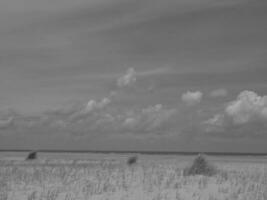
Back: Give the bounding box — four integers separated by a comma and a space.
0, 0, 267, 152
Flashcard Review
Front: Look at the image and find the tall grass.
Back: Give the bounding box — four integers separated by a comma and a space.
0, 157, 265, 200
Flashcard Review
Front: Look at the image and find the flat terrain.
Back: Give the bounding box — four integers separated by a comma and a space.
0, 152, 266, 200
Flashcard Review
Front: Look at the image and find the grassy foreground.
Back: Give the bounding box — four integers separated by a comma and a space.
0, 157, 266, 200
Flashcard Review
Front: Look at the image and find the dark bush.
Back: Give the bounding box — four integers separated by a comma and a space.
127, 155, 138, 165
184, 154, 217, 176
26, 151, 37, 160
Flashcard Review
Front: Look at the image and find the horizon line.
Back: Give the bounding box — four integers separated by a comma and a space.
0, 149, 266, 156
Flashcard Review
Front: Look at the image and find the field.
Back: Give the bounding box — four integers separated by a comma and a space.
0, 153, 266, 200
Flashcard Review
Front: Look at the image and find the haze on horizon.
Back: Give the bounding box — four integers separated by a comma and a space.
0, 0, 267, 153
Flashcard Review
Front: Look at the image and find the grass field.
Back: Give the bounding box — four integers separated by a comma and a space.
0, 153, 266, 200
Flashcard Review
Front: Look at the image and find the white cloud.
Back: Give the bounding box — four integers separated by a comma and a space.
13, 101, 176, 136
0, 64, 178, 136
181, 91, 203, 106
203, 90, 267, 137
210, 88, 228, 98
68, 97, 111, 123
203, 114, 224, 126
225, 90, 267, 124
122, 104, 177, 132
123, 117, 138, 129
117, 68, 137, 87
84, 98, 111, 113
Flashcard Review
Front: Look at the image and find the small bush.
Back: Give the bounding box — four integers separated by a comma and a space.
184, 154, 217, 176
26, 151, 37, 160
127, 155, 138, 165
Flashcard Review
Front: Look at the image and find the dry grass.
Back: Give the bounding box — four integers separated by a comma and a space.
0, 156, 266, 200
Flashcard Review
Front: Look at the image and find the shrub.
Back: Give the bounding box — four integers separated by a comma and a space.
127, 155, 138, 165
26, 151, 37, 160
184, 154, 217, 176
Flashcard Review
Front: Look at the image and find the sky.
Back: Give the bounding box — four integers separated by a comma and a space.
0, 0, 267, 152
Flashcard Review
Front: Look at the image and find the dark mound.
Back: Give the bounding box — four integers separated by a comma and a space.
127, 155, 138, 165
26, 151, 37, 160
184, 154, 217, 176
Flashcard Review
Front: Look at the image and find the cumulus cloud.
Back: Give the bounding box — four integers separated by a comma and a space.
1, 101, 177, 137
210, 88, 228, 98
117, 68, 137, 87
181, 91, 203, 106
203, 90, 267, 137
68, 97, 111, 123
0, 65, 178, 136
65, 103, 177, 135
225, 90, 267, 124
84, 98, 111, 113
122, 104, 177, 133
204, 114, 224, 126
67, 103, 177, 135
0, 66, 197, 137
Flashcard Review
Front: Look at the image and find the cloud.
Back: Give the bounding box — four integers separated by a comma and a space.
181, 91, 203, 106
0, 65, 205, 138
0, 117, 13, 129
202, 114, 225, 134
64, 103, 177, 136
225, 90, 267, 124
84, 98, 111, 113
0, 101, 177, 137
117, 68, 137, 87
203, 114, 224, 126
0, 66, 178, 137
122, 104, 177, 133
68, 97, 111, 123
203, 90, 267, 137
210, 88, 228, 98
